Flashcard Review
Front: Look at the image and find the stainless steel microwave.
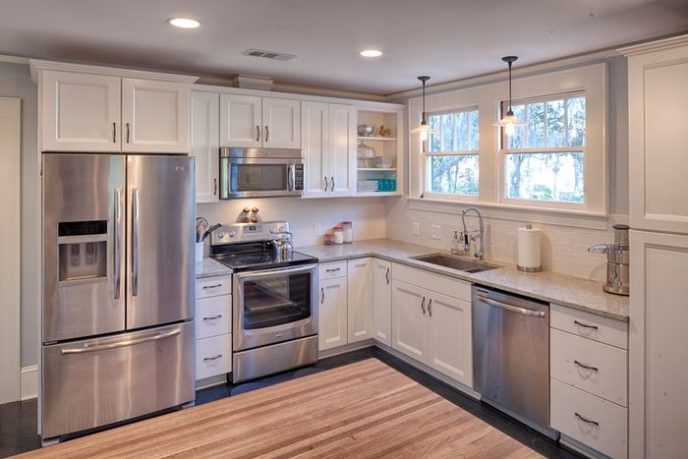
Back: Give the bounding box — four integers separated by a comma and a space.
219, 147, 304, 199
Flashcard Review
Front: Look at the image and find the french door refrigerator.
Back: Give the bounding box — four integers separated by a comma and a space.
41, 153, 195, 441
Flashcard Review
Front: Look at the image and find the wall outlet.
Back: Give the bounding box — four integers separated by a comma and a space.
431, 225, 441, 240
412, 222, 420, 236
313, 224, 323, 236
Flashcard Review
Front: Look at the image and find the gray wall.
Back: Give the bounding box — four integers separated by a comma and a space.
0, 62, 38, 367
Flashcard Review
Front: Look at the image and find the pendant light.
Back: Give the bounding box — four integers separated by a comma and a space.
411, 76, 434, 143
497, 56, 526, 136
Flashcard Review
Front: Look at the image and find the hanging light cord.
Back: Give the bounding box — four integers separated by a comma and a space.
421, 79, 427, 124
508, 60, 512, 113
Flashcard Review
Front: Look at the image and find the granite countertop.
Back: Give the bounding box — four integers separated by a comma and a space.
195, 257, 232, 278
298, 239, 629, 321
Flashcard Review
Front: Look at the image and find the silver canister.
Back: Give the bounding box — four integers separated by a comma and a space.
588, 224, 630, 296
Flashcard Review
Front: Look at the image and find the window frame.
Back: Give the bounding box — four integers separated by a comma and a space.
499, 91, 587, 210
422, 105, 480, 200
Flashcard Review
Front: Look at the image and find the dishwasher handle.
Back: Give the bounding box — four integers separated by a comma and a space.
475, 293, 546, 318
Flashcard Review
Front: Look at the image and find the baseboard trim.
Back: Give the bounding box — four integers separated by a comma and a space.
20, 364, 38, 400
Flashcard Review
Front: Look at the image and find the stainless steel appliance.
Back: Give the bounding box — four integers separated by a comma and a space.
41, 153, 195, 441
210, 222, 318, 383
472, 286, 554, 436
588, 224, 630, 296
219, 147, 304, 199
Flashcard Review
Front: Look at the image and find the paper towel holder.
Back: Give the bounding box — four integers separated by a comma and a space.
517, 224, 542, 273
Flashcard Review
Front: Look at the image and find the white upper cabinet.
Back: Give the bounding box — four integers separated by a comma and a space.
347, 258, 374, 343
191, 91, 220, 203
372, 259, 392, 346
41, 70, 121, 152
121, 79, 190, 153
301, 101, 330, 198
329, 104, 356, 196
626, 39, 688, 234
220, 94, 300, 149
35, 63, 196, 153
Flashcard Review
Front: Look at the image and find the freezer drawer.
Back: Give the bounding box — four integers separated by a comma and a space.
41, 322, 194, 439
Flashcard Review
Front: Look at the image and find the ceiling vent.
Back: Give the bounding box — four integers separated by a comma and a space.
242, 49, 297, 61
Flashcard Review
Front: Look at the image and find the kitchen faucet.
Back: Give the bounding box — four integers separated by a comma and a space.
460, 207, 485, 260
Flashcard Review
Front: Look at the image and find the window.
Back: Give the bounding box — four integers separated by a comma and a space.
502, 93, 586, 204
425, 108, 479, 196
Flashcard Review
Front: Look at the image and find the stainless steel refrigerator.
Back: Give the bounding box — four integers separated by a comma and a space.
41, 153, 195, 441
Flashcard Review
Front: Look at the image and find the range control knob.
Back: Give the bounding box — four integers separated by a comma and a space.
228, 229, 237, 238
217, 230, 225, 239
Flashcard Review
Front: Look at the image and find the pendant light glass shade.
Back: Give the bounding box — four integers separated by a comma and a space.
496, 56, 526, 136
412, 76, 435, 145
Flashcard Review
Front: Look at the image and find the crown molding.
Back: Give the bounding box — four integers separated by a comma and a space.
619, 33, 688, 56
29, 59, 198, 84
0, 54, 30, 65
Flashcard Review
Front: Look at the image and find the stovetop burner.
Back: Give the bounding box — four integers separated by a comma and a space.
211, 248, 318, 272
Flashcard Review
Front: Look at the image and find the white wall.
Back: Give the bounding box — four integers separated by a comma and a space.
0, 62, 38, 368
197, 197, 389, 249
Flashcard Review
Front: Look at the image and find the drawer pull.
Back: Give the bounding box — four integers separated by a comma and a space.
574, 360, 599, 372
574, 412, 600, 427
202, 314, 222, 321
321, 287, 325, 304
203, 354, 223, 362
203, 284, 223, 289
574, 320, 599, 331
325, 268, 341, 273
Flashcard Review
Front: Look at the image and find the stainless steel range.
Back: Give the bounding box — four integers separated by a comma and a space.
210, 221, 319, 383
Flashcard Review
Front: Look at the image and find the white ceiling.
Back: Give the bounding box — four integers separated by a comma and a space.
1, 0, 687, 95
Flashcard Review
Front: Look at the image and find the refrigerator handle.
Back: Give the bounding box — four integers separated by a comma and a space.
60, 327, 181, 355
113, 187, 122, 299
132, 188, 140, 297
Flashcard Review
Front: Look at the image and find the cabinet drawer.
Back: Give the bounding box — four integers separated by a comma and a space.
319, 261, 347, 279
551, 304, 628, 349
551, 328, 628, 406
196, 334, 231, 380
196, 275, 231, 299
195, 295, 231, 339
551, 379, 627, 459
392, 262, 471, 301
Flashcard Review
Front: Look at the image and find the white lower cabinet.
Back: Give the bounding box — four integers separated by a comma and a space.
318, 275, 348, 351
390, 264, 472, 387
194, 275, 232, 384
347, 258, 374, 343
372, 259, 392, 346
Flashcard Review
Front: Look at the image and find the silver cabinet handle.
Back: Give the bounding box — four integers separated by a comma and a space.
61, 327, 181, 355
113, 187, 122, 300
325, 268, 341, 273
574, 320, 599, 331
575, 412, 599, 427
203, 284, 223, 289
126, 122, 130, 143
213, 178, 217, 195
324, 176, 329, 192
265, 125, 269, 142
574, 360, 599, 372
385, 267, 390, 284
421, 296, 426, 315
203, 354, 223, 362
131, 188, 140, 297
112, 122, 116, 143
256, 125, 260, 142
330, 176, 335, 192
475, 293, 546, 318
321, 287, 325, 304
203, 314, 222, 321
428, 298, 433, 317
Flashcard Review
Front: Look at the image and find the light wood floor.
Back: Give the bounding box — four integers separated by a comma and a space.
18, 359, 542, 458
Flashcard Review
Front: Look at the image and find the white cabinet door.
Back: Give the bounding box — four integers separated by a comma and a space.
263, 98, 301, 148
347, 258, 373, 343
391, 280, 427, 362
372, 259, 392, 346
427, 292, 472, 386
121, 78, 190, 153
628, 44, 688, 234
191, 91, 220, 203
629, 230, 688, 459
41, 70, 121, 152
318, 277, 348, 351
328, 103, 356, 197
301, 101, 329, 197
219, 94, 262, 147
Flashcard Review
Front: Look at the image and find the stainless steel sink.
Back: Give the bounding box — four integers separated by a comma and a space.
411, 254, 499, 273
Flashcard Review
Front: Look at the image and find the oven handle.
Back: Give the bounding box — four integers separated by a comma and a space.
235, 263, 318, 282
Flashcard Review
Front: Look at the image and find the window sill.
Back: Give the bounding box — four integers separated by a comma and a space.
407, 196, 614, 230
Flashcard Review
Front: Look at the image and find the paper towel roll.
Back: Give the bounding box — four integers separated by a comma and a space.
517, 225, 542, 272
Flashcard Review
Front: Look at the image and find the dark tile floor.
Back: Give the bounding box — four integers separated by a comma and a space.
0, 347, 581, 458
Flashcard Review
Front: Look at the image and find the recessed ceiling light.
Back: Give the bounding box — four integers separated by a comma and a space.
360, 49, 383, 58
168, 17, 200, 29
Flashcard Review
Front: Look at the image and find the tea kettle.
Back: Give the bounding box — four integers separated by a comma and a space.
270, 229, 293, 261
588, 224, 630, 296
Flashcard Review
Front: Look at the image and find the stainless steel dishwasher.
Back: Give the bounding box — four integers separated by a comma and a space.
472, 285, 552, 434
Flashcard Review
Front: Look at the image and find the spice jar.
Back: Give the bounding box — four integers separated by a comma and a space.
342, 221, 353, 244
332, 226, 344, 245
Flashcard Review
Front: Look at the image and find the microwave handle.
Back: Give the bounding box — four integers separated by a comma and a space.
288, 164, 296, 191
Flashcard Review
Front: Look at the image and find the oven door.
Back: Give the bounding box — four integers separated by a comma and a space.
234, 264, 317, 351
222, 157, 301, 199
